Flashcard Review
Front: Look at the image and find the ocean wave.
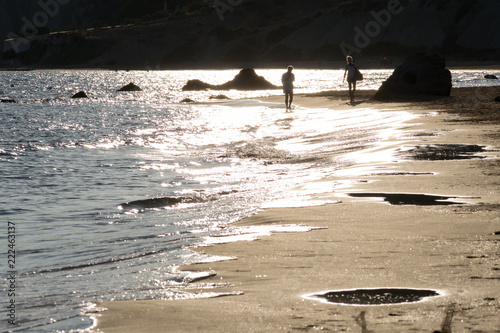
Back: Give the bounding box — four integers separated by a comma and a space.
229, 139, 295, 160
26, 238, 191, 276
118, 190, 238, 213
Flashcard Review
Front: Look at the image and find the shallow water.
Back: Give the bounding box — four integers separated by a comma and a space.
306, 288, 441, 305
0, 68, 496, 332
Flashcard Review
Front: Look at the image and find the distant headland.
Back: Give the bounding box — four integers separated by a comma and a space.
1, 0, 499, 70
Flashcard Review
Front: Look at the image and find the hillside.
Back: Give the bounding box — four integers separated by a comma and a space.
1, 0, 499, 69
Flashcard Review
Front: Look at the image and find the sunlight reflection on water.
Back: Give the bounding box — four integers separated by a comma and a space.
0, 67, 497, 332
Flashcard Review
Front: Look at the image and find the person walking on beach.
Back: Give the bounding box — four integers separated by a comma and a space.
281, 65, 295, 110
343, 56, 357, 102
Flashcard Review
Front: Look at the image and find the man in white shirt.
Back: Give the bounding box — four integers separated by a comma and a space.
343, 56, 357, 102
281, 65, 295, 110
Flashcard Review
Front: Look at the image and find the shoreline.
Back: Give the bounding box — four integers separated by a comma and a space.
1, 63, 499, 72
93, 87, 500, 332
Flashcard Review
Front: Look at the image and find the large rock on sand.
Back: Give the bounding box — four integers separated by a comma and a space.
373, 53, 452, 100
182, 68, 279, 91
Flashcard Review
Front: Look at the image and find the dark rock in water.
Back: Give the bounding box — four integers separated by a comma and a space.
495, 96, 500, 102
182, 68, 279, 91
181, 98, 195, 103
1, 98, 17, 103
118, 82, 142, 91
219, 68, 279, 90
485, 74, 498, 79
373, 53, 452, 101
209, 94, 229, 100
182, 79, 211, 91
72, 91, 88, 98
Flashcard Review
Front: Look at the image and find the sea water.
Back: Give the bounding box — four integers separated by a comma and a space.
0, 69, 498, 332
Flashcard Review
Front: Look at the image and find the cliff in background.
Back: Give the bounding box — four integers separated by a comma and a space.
1, 0, 499, 69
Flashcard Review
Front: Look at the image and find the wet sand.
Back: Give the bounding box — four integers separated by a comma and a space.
94, 87, 500, 332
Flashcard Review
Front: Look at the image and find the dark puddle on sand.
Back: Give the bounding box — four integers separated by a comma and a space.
397, 144, 487, 160
306, 288, 440, 305
347, 193, 470, 205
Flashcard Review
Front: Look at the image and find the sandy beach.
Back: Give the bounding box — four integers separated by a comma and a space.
93, 87, 500, 332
